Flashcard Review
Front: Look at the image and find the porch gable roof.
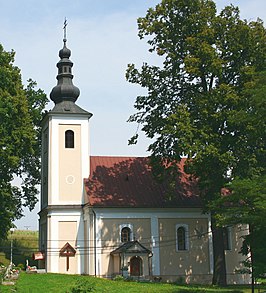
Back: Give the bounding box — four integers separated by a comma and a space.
110, 240, 152, 255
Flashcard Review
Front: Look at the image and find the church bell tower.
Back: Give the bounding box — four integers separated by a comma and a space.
39, 23, 92, 274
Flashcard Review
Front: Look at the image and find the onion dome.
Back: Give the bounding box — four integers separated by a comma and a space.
50, 38, 80, 104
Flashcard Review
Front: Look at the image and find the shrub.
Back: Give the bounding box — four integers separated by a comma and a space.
16, 263, 24, 270
113, 274, 124, 281
69, 279, 95, 293
0, 269, 5, 283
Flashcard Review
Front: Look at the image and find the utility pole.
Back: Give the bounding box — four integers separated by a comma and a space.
10, 228, 15, 269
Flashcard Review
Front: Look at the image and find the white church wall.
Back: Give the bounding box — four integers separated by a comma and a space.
47, 115, 90, 206
92, 208, 208, 278
46, 209, 84, 274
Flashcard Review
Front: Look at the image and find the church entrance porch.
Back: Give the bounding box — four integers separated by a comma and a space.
110, 240, 152, 278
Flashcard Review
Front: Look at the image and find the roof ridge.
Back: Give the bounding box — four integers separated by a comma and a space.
90, 155, 147, 158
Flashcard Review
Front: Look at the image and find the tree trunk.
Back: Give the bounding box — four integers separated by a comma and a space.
250, 225, 255, 293
211, 220, 227, 286
251, 270, 255, 293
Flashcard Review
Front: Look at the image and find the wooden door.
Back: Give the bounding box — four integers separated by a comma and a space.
130, 256, 142, 276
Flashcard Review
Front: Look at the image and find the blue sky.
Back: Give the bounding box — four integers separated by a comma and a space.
0, 0, 265, 230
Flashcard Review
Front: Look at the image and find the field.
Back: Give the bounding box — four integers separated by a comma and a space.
0, 230, 38, 268
1, 272, 265, 293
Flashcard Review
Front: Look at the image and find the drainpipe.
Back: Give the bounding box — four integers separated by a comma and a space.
122, 253, 125, 277
92, 209, 97, 277
148, 252, 153, 277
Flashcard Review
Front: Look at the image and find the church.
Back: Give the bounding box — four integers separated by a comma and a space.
38, 35, 250, 284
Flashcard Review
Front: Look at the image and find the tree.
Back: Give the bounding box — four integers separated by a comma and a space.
0, 44, 48, 239
126, 0, 266, 286
214, 175, 266, 292
213, 71, 266, 291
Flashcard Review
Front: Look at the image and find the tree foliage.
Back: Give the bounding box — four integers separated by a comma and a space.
126, 0, 266, 285
215, 176, 266, 280
0, 44, 48, 239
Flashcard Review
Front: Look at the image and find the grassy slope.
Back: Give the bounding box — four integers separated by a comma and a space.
0, 230, 38, 267
0, 231, 263, 292
1, 273, 262, 293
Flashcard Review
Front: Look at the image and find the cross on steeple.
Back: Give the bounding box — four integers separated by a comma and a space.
50, 18, 81, 105
63, 18, 68, 41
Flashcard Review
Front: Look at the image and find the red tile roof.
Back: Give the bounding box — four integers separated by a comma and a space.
84, 156, 201, 208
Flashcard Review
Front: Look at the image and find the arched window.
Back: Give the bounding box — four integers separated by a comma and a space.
176, 224, 189, 251
121, 227, 131, 243
119, 224, 133, 243
65, 130, 74, 148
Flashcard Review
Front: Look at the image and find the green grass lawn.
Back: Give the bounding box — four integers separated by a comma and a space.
1, 272, 264, 293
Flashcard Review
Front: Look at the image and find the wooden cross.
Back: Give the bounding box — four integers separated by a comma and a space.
59, 242, 76, 271
65, 249, 71, 271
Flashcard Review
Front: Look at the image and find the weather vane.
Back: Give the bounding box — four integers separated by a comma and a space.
63, 18, 68, 41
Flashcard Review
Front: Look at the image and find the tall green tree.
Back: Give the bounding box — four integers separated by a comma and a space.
215, 176, 266, 287
0, 44, 48, 239
214, 71, 266, 291
126, 0, 266, 285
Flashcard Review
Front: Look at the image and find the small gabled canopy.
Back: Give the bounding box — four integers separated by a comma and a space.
111, 240, 152, 256
59, 242, 76, 257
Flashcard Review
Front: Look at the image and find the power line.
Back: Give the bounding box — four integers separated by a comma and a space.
1, 226, 249, 258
